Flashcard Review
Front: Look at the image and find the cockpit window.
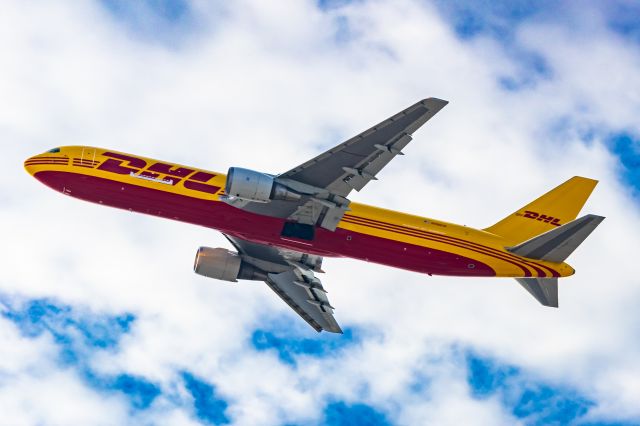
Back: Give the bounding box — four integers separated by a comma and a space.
47, 147, 61, 153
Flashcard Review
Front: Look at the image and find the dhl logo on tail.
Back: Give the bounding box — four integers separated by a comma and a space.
520, 210, 562, 226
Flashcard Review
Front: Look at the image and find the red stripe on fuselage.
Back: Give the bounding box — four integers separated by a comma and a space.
33, 170, 497, 277
342, 215, 560, 278
342, 216, 533, 277
342, 216, 559, 278
28, 156, 70, 160
25, 160, 69, 166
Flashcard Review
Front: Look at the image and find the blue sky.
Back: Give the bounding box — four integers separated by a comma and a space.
2, 0, 640, 425
432, 0, 640, 197
466, 351, 595, 425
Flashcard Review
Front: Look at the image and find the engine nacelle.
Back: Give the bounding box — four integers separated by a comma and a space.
193, 247, 266, 282
225, 167, 301, 203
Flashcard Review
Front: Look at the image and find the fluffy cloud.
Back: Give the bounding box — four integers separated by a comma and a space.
1, 0, 639, 425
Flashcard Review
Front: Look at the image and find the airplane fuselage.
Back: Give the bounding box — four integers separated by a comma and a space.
25, 146, 574, 279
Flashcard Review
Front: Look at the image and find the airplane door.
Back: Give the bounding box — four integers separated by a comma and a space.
79, 147, 98, 167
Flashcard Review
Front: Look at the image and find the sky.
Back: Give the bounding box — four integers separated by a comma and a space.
1, 0, 640, 425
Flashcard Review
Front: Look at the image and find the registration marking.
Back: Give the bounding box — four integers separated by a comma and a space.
130, 171, 174, 185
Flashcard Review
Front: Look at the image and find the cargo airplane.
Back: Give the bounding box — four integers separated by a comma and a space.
25, 98, 604, 333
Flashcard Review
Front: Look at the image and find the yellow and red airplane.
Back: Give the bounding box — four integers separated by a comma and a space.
25, 98, 603, 333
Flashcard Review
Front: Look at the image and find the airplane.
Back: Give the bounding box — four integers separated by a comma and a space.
24, 98, 604, 333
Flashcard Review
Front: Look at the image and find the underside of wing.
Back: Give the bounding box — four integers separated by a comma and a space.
280, 97, 448, 197
224, 235, 341, 333
220, 98, 448, 232
266, 269, 341, 333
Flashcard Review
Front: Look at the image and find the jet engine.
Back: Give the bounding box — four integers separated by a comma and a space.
194, 247, 266, 282
225, 167, 301, 203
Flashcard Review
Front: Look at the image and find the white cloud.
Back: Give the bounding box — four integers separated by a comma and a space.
0, 317, 129, 425
1, 0, 640, 424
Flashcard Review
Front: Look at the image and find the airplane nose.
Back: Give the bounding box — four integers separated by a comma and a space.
24, 152, 69, 176
24, 155, 40, 176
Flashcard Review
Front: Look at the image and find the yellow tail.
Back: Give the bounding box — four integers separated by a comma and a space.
484, 176, 598, 245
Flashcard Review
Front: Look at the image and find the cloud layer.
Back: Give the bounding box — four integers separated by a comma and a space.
1, 1, 639, 424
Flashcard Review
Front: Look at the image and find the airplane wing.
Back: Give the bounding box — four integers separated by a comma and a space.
280, 97, 448, 197
225, 235, 342, 333
222, 98, 448, 231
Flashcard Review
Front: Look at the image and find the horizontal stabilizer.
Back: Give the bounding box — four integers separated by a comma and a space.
508, 214, 605, 263
516, 278, 558, 307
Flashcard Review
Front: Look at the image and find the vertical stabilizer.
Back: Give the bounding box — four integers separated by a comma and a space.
484, 176, 598, 245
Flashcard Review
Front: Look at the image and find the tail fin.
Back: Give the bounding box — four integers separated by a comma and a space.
494, 178, 603, 309
484, 176, 598, 245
